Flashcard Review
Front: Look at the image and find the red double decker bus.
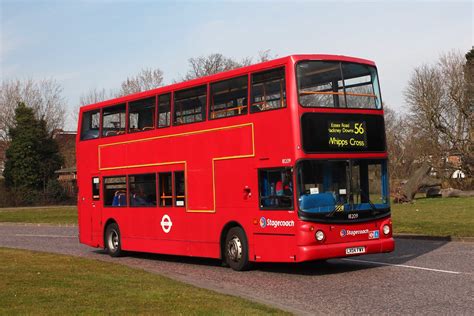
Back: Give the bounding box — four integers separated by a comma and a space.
77, 54, 394, 270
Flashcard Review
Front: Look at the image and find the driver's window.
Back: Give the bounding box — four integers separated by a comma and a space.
258, 168, 293, 210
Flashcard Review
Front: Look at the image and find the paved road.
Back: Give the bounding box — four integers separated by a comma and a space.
1, 224, 472, 315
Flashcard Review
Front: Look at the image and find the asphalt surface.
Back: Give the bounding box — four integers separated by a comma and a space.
0, 224, 472, 315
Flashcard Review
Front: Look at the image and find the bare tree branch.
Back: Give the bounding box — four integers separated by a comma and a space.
0, 79, 66, 141
404, 50, 471, 175
116, 68, 164, 97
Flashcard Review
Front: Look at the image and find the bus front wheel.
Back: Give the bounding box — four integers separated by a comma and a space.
224, 227, 251, 271
105, 223, 123, 257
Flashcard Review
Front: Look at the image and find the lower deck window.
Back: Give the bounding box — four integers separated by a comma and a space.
259, 168, 293, 209
159, 172, 173, 207
104, 176, 127, 207
129, 174, 157, 206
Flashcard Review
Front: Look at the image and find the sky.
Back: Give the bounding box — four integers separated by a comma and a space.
1, 0, 472, 130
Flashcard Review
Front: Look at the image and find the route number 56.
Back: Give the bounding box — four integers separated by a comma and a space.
354, 123, 365, 134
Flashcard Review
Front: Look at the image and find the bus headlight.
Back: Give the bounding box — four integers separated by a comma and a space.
315, 230, 325, 241
383, 225, 390, 235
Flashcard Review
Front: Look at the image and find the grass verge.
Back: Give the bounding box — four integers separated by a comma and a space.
391, 196, 474, 237
0, 197, 472, 237
0, 247, 287, 315
0, 206, 77, 224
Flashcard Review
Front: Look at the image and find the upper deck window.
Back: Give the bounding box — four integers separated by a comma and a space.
157, 93, 171, 128
210, 76, 248, 119
297, 61, 381, 109
80, 109, 100, 140
251, 67, 286, 112
128, 97, 155, 133
174, 85, 207, 125
102, 104, 126, 137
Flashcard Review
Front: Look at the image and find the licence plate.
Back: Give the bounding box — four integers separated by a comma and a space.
346, 246, 366, 255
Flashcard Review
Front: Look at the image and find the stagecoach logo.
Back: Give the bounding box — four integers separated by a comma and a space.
340, 229, 369, 237
259, 217, 294, 229
161, 214, 173, 233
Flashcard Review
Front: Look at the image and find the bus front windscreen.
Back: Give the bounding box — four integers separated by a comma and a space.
297, 159, 390, 222
297, 61, 382, 109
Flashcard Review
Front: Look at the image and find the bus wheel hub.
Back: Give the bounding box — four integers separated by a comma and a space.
227, 236, 242, 262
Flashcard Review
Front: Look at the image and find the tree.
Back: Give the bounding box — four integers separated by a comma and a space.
4, 103, 42, 189
79, 88, 109, 106
404, 50, 471, 176
37, 119, 64, 192
116, 68, 164, 97
74, 88, 110, 123
4, 103, 63, 192
182, 53, 248, 81
0, 79, 66, 141
181, 50, 277, 81
464, 47, 474, 175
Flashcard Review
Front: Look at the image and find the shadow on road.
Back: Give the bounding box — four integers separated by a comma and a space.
93, 237, 451, 275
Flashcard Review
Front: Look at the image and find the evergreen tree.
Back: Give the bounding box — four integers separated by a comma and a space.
4, 103, 63, 192
4, 103, 42, 189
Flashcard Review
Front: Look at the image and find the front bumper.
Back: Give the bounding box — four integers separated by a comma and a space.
297, 237, 394, 262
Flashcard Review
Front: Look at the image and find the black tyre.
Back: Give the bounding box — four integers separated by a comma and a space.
224, 227, 251, 271
105, 223, 123, 257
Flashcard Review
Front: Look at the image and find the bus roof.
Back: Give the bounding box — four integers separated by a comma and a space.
79, 54, 376, 112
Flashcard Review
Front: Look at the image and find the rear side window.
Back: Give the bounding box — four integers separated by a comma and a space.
104, 176, 127, 207
102, 104, 126, 137
251, 67, 286, 112
80, 110, 100, 140
92, 177, 100, 200
210, 76, 248, 119
174, 171, 185, 207
128, 97, 155, 133
174, 85, 207, 125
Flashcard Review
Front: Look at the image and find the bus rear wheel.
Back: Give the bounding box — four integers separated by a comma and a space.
224, 227, 251, 271
105, 223, 123, 257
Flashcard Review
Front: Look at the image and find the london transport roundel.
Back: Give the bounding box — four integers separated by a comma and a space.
161, 214, 173, 233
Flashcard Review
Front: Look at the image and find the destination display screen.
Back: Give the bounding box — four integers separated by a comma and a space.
301, 113, 386, 153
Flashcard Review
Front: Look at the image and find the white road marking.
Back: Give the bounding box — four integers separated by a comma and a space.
14, 234, 76, 238
341, 258, 461, 275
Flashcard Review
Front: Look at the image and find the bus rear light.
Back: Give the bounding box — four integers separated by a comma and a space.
315, 230, 325, 242
383, 224, 390, 235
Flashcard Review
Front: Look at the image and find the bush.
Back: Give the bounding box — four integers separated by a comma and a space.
45, 179, 68, 204
0, 178, 75, 207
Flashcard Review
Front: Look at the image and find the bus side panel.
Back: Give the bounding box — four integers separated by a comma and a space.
214, 158, 258, 258
253, 234, 297, 262
122, 238, 189, 256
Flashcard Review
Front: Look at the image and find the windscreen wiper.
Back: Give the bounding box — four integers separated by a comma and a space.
325, 203, 345, 218
360, 189, 379, 216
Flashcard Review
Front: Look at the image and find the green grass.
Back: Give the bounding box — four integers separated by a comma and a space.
391, 196, 474, 237
0, 247, 288, 315
1, 197, 472, 237
0, 206, 77, 224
